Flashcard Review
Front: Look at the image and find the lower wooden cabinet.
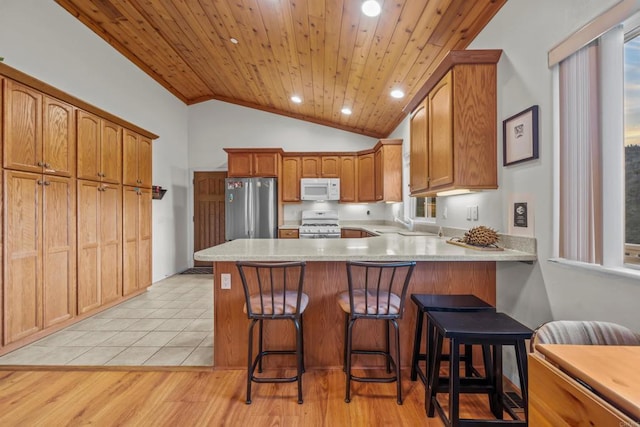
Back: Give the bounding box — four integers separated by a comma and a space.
3, 170, 76, 345
77, 180, 122, 314
278, 228, 299, 238
341, 228, 363, 238
123, 186, 152, 296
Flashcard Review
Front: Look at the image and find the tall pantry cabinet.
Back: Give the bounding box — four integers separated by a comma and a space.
2, 79, 76, 345
0, 63, 156, 354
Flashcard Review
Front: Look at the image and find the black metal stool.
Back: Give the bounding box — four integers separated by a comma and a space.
426, 311, 532, 426
410, 294, 495, 386
237, 261, 308, 404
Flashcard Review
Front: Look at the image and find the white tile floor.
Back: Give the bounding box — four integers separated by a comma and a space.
0, 274, 214, 366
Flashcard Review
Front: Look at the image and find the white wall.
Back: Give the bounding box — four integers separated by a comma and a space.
0, 0, 190, 281
469, 0, 640, 331
386, 0, 640, 383
187, 100, 381, 260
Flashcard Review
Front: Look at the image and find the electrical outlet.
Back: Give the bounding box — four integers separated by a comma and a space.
471, 206, 479, 221
442, 207, 448, 219
466, 206, 472, 220
221, 273, 231, 290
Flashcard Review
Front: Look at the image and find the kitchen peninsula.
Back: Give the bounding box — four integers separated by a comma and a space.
195, 234, 536, 368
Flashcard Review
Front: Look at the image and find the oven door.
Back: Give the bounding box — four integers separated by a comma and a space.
299, 233, 340, 239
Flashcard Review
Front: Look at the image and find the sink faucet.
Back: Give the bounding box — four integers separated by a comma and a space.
394, 216, 413, 231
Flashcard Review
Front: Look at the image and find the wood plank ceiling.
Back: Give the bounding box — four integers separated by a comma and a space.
55, 0, 506, 139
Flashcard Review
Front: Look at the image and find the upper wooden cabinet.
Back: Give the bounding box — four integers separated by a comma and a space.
225, 148, 280, 177
408, 50, 501, 196
77, 110, 122, 184
339, 155, 357, 202
409, 99, 428, 195
282, 155, 301, 202
301, 156, 321, 178
2, 79, 76, 177
374, 140, 402, 202
321, 156, 340, 178
357, 152, 375, 202
356, 140, 402, 203
123, 128, 152, 188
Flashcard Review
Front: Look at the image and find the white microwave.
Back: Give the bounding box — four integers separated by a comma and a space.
300, 178, 340, 201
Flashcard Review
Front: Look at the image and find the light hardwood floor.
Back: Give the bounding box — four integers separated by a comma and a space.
0, 368, 508, 426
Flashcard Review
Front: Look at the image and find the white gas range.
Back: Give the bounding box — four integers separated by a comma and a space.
298, 209, 341, 239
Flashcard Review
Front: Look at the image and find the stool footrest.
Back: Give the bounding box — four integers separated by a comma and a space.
431, 398, 525, 426
431, 376, 495, 393
251, 376, 299, 384
349, 374, 398, 383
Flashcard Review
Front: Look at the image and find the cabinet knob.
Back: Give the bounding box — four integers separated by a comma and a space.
37, 180, 43, 185
37, 161, 44, 167
44, 181, 50, 186
44, 163, 51, 169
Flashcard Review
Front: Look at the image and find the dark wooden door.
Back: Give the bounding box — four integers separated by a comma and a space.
194, 172, 227, 266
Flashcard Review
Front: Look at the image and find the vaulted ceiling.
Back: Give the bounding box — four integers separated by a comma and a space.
55, 0, 506, 138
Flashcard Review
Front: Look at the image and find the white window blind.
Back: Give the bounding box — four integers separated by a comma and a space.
559, 43, 603, 263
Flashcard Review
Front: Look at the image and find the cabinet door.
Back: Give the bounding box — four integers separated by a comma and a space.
77, 180, 101, 314
301, 156, 320, 178
42, 176, 75, 327
339, 156, 357, 202
77, 110, 101, 181
428, 71, 454, 189
357, 153, 375, 202
3, 80, 43, 173
138, 136, 152, 188
43, 96, 75, 177
253, 152, 279, 177
101, 184, 123, 304
123, 186, 140, 296
341, 228, 362, 238
374, 148, 383, 201
409, 100, 429, 195
138, 188, 152, 290
278, 229, 299, 238
227, 152, 253, 177
122, 128, 139, 186
3, 171, 42, 344
282, 156, 301, 202
321, 156, 340, 177
102, 120, 122, 184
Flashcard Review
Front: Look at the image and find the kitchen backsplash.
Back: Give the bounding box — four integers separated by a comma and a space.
283, 201, 401, 222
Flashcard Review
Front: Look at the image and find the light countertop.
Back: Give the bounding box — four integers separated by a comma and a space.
194, 233, 537, 262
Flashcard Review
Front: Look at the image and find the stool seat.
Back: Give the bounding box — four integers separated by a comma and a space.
429, 311, 532, 341
410, 294, 495, 387
427, 311, 533, 426
411, 294, 494, 312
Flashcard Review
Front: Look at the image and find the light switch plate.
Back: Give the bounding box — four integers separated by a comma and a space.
221, 273, 231, 290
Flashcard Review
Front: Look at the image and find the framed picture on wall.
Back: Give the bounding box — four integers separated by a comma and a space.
503, 105, 539, 166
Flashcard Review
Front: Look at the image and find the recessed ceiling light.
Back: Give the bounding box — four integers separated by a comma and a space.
291, 95, 302, 104
390, 89, 405, 99
361, 0, 381, 17
230, 37, 239, 44
341, 107, 352, 115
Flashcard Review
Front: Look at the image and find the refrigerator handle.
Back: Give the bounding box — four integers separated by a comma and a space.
247, 180, 253, 238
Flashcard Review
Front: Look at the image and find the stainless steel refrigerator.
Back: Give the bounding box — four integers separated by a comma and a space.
225, 177, 278, 240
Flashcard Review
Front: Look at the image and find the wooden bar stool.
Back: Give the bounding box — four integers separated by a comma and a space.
410, 294, 495, 386
237, 261, 307, 404
426, 311, 532, 426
